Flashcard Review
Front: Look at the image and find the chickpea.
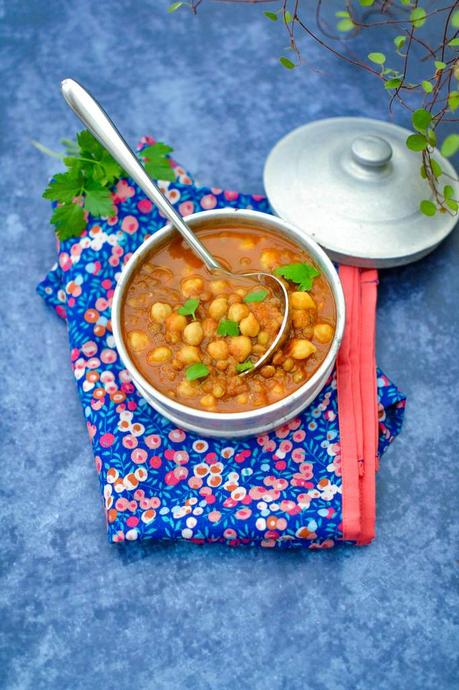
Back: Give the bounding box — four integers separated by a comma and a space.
253, 344, 266, 355
147, 347, 172, 364
216, 360, 229, 371
236, 288, 247, 297
260, 249, 280, 270
292, 309, 311, 330
183, 321, 204, 346
272, 352, 284, 366
270, 383, 285, 398
289, 339, 317, 360
240, 312, 260, 337
212, 383, 226, 399
166, 312, 187, 333
127, 330, 149, 352
229, 336, 252, 362
228, 293, 243, 305
282, 357, 294, 372
165, 332, 180, 345
209, 279, 230, 295
172, 359, 183, 371
177, 345, 201, 365
314, 323, 334, 344
202, 318, 217, 337
208, 297, 228, 321
258, 331, 269, 346
181, 276, 204, 297
293, 371, 306, 384
237, 393, 249, 404
228, 303, 250, 322
177, 380, 197, 398
290, 292, 316, 310
207, 340, 229, 360
261, 365, 275, 379
200, 394, 216, 409
150, 302, 172, 323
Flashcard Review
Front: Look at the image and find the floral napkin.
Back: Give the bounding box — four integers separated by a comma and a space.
37, 138, 406, 548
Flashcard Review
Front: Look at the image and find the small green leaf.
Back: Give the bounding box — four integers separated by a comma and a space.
441, 134, 459, 158
394, 35, 406, 50
279, 56, 295, 69
84, 185, 115, 217
178, 298, 200, 320
400, 0, 411, 4
448, 38, 459, 47
264, 11, 277, 21
385, 78, 402, 90
243, 289, 268, 303
443, 185, 454, 200
168, 2, 184, 12
185, 363, 209, 381
420, 200, 436, 216
434, 61, 447, 71
427, 129, 437, 147
431, 159, 442, 178
359, 0, 375, 6
217, 319, 240, 337
143, 142, 175, 181
412, 108, 432, 133
51, 203, 86, 240
284, 10, 292, 23
335, 10, 350, 17
421, 80, 433, 93
368, 52, 386, 65
420, 165, 427, 179
42, 172, 83, 202
337, 18, 354, 32
448, 91, 459, 112
446, 198, 458, 212
236, 360, 254, 374
452, 9, 459, 28
406, 134, 428, 151
410, 7, 426, 28
274, 262, 320, 291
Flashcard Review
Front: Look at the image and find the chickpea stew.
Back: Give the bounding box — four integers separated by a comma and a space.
121, 226, 336, 413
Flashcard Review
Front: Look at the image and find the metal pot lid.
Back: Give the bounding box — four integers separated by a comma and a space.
263, 117, 459, 268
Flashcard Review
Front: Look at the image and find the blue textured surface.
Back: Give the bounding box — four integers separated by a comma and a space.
0, 2, 458, 689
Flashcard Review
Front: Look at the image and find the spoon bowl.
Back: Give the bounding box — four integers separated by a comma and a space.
60, 78, 290, 373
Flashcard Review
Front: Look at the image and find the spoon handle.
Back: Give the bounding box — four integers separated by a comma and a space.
61, 79, 222, 272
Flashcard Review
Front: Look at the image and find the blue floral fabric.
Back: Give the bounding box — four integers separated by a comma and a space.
37, 140, 406, 548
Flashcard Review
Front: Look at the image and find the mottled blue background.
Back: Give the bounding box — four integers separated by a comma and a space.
0, 2, 458, 689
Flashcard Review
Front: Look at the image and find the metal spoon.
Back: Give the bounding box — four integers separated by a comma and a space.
60, 78, 289, 374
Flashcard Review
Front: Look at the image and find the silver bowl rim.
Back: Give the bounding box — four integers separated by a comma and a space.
111, 208, 345, 423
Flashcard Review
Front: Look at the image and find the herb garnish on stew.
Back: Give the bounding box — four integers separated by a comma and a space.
243, 289, 269, 303
217, 319, 240, 337
274, 262, 320, 291
185, 363, 210, 381
178, 298, 200, 320
236, 360, 254, 373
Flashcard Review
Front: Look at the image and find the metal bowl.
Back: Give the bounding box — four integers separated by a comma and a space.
112, 209, 345, 438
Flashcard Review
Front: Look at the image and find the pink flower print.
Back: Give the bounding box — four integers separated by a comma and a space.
126, 516, 139, 528
288, 417, 302, 431
121, 215, 139, 234
299, 462, 313, 479
175, 466, 188, 482
174, 450, 189, 465
223, 497, 238, 509
101, 371, 115, 384
252, 194, 264, 202
224, 190, 239, 201
95, 297, 109, 312
86, 357, 100, 370
112, 245, 124, 258
113, 531, 125, 543
95, 455, 102, 473
257, 434, 269, 447
115, 179, 135, 201
235, 508, 252, 520
115, 497, 129, 512
131, 422, 145, 437
82, 341, 98, 358
192, 440, 208, 453
145, 434, 161, 449
106, 467, 119, 484
275, 460, 287, 471
149, 456, 162, 469
125, 529, 138, 541
188, 476, 203, 489
166, 188, 180, 204
221, 447, 234, 459
165, 470, 179, 486
107, 215, 118, 226
327, 443, 340, 457
71, 348, 80, 362
223, 528, 237, 539
131, 448, 147, 465
179, 201, 194, 217
200, 194, 217, 210
121, 382, 135, 395
150, 497, 161, 509
87, 422, 96, 441
134, 489, 145, 501
292, 448, 306, 463
141, 509, 156, 524
275, 424, 290, 439
231, 487, 247, 501
135, 467, 148, 482
208, 510, 221, 523
264, 440, 276, 453
169, 428, 186, 443
109, 256, 119, 267
235, 450, 251, 464
205, 493, 216, 504
293, 429, 306, 443
100, 433, 115, 448
59, 252, 72, 272
122, 435, 138, 449
137, 199, 153, 214
279, 440, 293, 454
100, 349, 117, 364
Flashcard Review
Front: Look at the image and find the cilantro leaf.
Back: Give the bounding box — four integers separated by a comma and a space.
217, 319, 240, 336
185, 363, 209, 381
236, 360, 254, 373
50, 203, 86, 240
274, 262, 320, 291
243, 289, 269, 303
84, 184, 115, 217
43, 172, 83, 203
178, 298, 200, 320
143, 142, 175, 181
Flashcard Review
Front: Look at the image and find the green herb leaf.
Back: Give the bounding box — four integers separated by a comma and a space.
451, 9, 459, 28
178, 298, 200, 320
431, 159, 442, 178
412, 108, 432, 133
284, 10, 292, 23
406, 134, 428, 151
168, 2, 184, 12
236, 360, 254, 374
410, 7, 426, 28
335, 10, 350, 17
446, 198, 459, 212
264, 11, 277, 20
279, 56, 295, 69
448, 38, 459, 47
185, 363, 209, 381
336, 18, 354, 32
84, 183, 115, 217
394, 35, 406, 50
443, 185, 454, 200
243, 289, 269, 303
420, 200, 436, 216
434, 61, 446, 71
441, 134, 459, 158
142, 142, 175, 181
217, 319, 240, 337
368, 52, 386, 65
51, 203, 86, 240
359, 0, 375, 6
448, 91, 459, 113
385, 78, 402, 90
43, 172, 83, 202
274, 262, 320, 291
421, 80, 433, 93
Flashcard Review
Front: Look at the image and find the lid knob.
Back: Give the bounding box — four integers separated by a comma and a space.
351, 135, 393, 169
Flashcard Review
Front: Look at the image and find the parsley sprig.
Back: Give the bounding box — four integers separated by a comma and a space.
38, 130, 174, 240
274, 262, 320, 291
178, 298, 200, 320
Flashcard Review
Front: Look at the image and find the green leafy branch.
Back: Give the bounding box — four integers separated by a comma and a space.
36, 131, 174, 239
